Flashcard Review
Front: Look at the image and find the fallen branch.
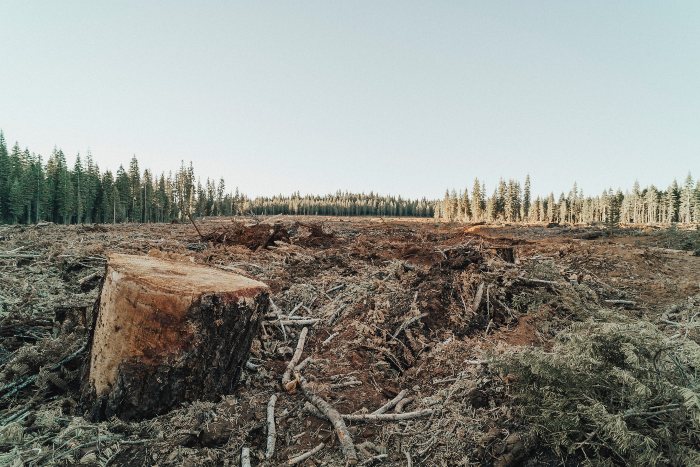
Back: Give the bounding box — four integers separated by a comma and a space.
394, 396, 415, 413
241, 447, 251, 467
322, 332, 339, 346
282, 327, 309, 389
269, 299, 287, 341
331, 378, 362, 389
327, 304, 347, 326
518, 276, 560, 286
305, 402, 434, 423
304, 401, 325, 418
78, 271, 102, 287
187, 212, 205, 241
294, 357, 312, 372
299, 378, 358, 465
326, 284, 345, 293
604, 299, 637, 306
471, 282, 484, 313
343, 408, 434, 422
372, 389, 407, 415
404, 449, 413, 467
288, 442, 325, 465
0, 252, 40, 259
278, 318, 320, 326
265, 394, 278, 459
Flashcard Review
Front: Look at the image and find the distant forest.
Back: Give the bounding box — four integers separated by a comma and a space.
434, 175, 700, 225
0, 132, 433, 224
0, 131, 697, 225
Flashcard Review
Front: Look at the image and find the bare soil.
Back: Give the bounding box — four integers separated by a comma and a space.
0, 217, 698, 466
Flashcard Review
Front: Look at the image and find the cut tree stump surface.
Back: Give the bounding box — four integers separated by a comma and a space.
84, 253, 269, 420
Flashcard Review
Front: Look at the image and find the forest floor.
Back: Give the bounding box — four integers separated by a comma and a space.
0, 217, 698, 466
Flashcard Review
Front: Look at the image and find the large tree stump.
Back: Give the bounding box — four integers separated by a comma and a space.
82, 253, 269, 421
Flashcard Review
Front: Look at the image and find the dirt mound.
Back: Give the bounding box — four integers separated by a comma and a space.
202, 222, 290, 250
289, 222, 336, 248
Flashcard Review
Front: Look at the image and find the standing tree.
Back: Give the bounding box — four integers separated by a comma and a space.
522, 175, 531, 222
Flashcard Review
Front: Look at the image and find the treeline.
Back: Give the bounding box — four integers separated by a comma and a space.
244, 192, 434, 217
435, 175, 700, 224
0, 132, 433, 224
2, 131, 697, 226
0, 132, 244, 224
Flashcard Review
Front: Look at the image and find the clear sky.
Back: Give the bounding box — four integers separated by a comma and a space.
0, 1, 698, 198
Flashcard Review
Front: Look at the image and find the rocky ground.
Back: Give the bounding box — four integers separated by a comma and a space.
0, 217, 698, 466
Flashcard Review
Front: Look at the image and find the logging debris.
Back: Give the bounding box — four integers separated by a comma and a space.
0, 217, 698, 466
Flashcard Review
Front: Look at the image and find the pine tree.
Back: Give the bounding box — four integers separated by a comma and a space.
73, 154, 85, 223
471, 178, 482, 221
667, 180, 681, 223
9, 179, 24, 223
496, 179, 507, 221
679, 173, 694, 224
116, 165, 131, 222
522, 175, 531, 222
0, 132, 9, 222
128, 156, 141, 222
546, 193, 556, 223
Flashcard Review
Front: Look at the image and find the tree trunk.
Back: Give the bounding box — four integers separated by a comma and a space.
81, 253, 269, 421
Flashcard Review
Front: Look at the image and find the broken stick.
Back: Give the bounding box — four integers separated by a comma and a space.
282, 326, 309, 389
394, 396, 415, 413
322, 332, 339, 346
288, 442, 325, 465
187, 212, 205, 241
371, 389, 407, 415
265, 394, 278, 460
294, 357, 312, 372
518, 276, 560, 286
278, 318, 320, 326
471, 282, 484, 313
305, 402, 434, 423
299, 378, 358, 465
241, 447, 251, 467
343, 409, 434, 422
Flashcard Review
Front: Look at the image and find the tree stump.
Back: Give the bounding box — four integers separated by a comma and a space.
82, 253, 269, 421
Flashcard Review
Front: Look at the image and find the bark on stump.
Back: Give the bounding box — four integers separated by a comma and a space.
82, 253, 269, 421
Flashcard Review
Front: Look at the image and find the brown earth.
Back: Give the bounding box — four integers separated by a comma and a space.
0, 217, 698, 466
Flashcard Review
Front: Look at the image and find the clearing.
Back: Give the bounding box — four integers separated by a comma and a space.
0, 217, 698, 466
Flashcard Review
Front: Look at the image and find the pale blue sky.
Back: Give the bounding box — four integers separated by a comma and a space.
0, 1, 698, 198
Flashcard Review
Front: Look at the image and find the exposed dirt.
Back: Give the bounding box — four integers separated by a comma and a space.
0, 217, 698, 466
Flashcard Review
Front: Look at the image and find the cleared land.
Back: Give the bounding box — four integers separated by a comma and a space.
0, 217, 698, 465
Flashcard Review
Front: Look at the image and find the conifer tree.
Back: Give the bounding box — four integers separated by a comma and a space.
128, 156, 141, 222
546, 193, 556, 223
667, 180, 681, 223
471, 178, 482, 221
522, 175, 531, 221
679, 173, 694, 224
0, 132, 9, 222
